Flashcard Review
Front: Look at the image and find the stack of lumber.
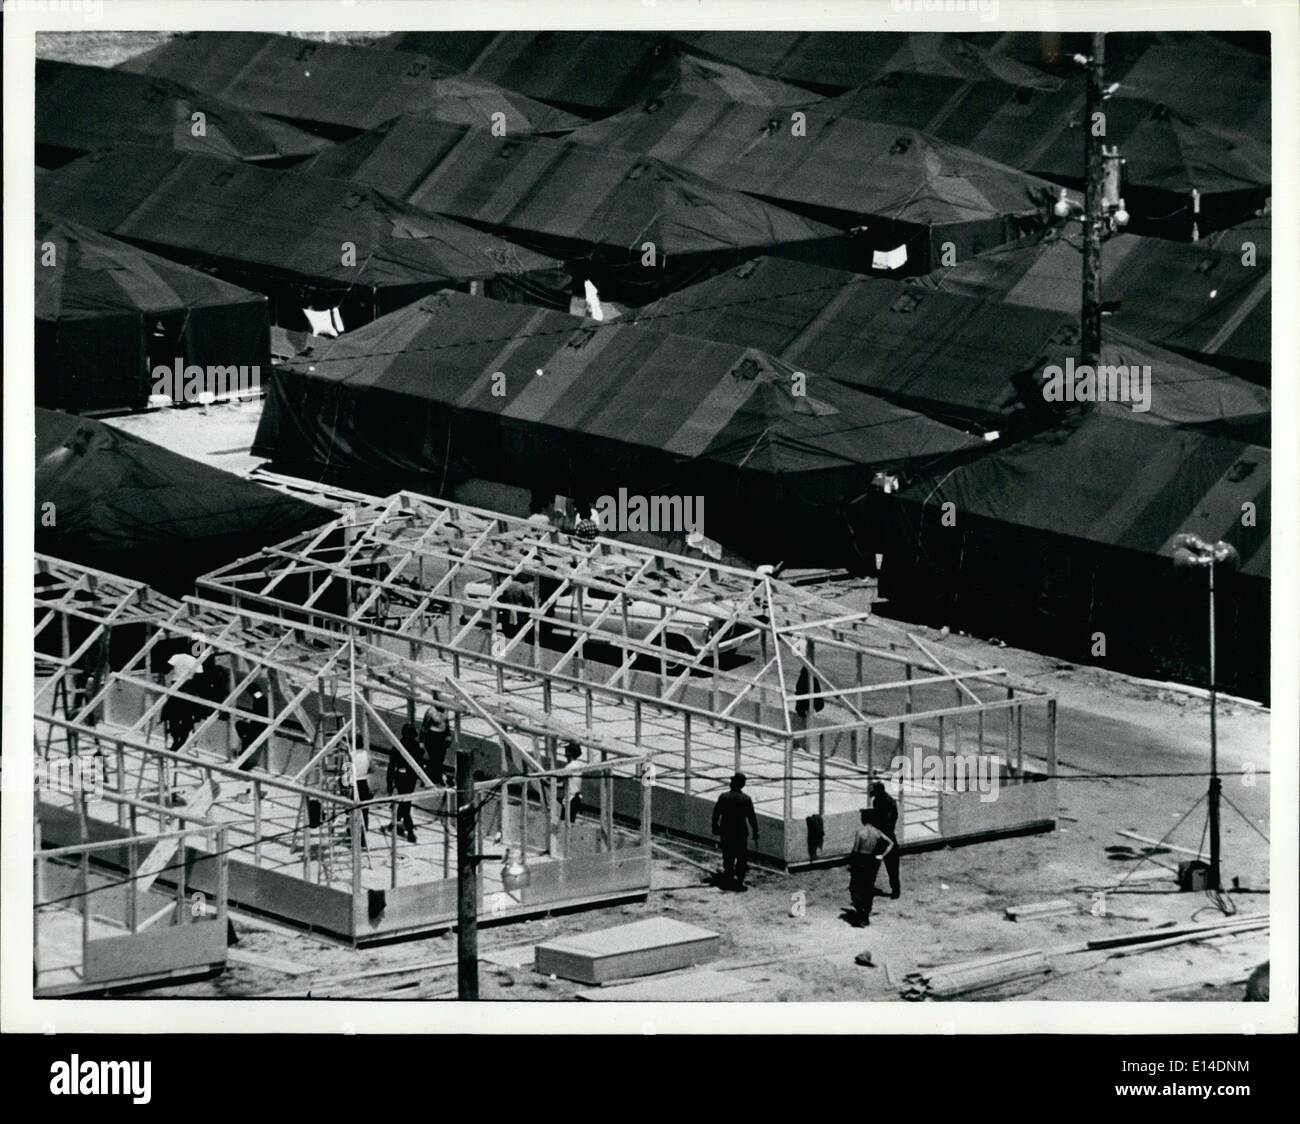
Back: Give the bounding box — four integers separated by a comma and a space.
900, 949, 1051, 1000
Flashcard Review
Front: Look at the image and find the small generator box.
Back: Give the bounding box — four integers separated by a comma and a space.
1178, 859, 1211, 891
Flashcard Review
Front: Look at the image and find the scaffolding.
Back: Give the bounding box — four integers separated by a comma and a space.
33, 556, 654, 944
198, 490, 1060, 866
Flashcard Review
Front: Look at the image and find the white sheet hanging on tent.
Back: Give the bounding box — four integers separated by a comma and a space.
303, 306, 345, 337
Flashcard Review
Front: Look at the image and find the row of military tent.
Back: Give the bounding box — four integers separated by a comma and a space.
251, 290, 986, 567
117, 31, 587, 136
36, 59, 329, 168
302, 103, 1061, 277
925, 217, 1272, 385
114, 33, 1069, 276
631, 256, 1270, 443
36, 145, 569, 332
301, 116, 855, 303
375, 30, 1268, 241
815, 76, 1269, 241
122, 29, 1054, 121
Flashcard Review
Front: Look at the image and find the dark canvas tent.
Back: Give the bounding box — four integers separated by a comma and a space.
632, 256, 1269, 440
38, 145, 567, 330
374, 31, 817, 114
823, 77, 1269, 240
667, 31, 1062, 93
305, 117, 850, 305
253, 291, 984, 565
563, 94, 1060, 272
118, 31, 584, 136
36, 214, 270, 414
1111, 43, 1270, 146
927, 223, 1272, 384
35, 408, 334, 594
36, 58, 329, 169
879, 410, 1269, 700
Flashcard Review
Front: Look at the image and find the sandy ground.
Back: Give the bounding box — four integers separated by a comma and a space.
115, 405, 1272, 1004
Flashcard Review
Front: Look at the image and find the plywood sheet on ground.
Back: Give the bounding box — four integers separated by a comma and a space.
535, 916, 720, 984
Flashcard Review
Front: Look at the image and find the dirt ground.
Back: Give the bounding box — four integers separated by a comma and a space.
151, 735, 1268, 1003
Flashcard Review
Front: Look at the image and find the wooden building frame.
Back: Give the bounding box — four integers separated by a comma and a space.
34, 816, 231, 997
33, 557, 655, 945
198, 490, 1060, 866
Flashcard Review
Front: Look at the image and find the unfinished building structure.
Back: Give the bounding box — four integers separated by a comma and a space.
34, 560, 232, 992
33, 556, 654, 945
34, 819, 232, 997
199, 491, 1060, 868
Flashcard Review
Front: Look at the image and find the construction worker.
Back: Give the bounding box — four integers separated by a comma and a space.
420, 705, 452, 784
711, 772, 759, 890
343, 741, 372, 831
848, 807, 895, 927
234, 683, 269, 771
560, 741, 585, 822
386, 723, 420, 843
868, 779, 901, 899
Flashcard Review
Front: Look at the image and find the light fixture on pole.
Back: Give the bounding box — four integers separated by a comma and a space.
1172, 532, 1241, 894
502, 848, 531, 893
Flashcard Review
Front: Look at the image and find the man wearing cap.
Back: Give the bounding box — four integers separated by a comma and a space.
712, 773, 759, 890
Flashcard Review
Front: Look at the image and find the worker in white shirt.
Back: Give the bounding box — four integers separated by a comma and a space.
344, 742, 373, 831
560, 742, 585, 822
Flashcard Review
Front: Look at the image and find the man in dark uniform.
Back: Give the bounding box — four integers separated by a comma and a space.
711, 773, 759, 890
235, 684, 269, 771
868, 780, 901, 899
419, 705, 452, 784
386, 723, 420, 843
848, 808, 895, 926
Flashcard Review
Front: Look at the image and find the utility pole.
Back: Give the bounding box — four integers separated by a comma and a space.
456, 744, 478, 999
1081, 31, 1105, 367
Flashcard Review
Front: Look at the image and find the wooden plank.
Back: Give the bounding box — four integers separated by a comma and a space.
1085, 913, 1267, 952
535, 917, 721, 984
1005, 899, 1075, 921
134, 778, 218, 897
1116, 830, 1205, 859
1109, 921, 1268, 958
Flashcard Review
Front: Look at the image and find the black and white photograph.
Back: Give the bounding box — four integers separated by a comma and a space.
3, 0, 1295, 1082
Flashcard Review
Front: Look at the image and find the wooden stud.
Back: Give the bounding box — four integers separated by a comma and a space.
683, 713, 692, 797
